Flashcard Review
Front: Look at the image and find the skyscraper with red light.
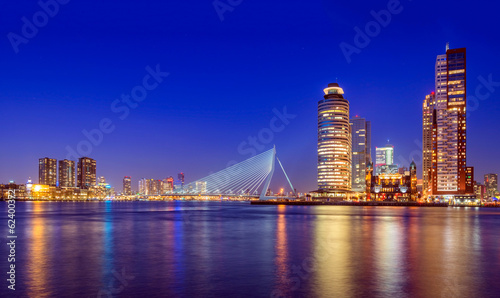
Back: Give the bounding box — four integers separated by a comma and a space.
178, 173, 185, 187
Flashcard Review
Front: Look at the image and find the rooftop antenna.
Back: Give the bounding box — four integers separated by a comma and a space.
446, 42, 450, 51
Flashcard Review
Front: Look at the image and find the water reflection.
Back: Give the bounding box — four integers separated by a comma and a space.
3, 202, 499, 297
313, 207, 354, 296
27, 202, 51, 298
274, 205, 289, 294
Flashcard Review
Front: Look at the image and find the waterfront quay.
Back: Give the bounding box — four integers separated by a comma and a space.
6, 197, 500, 208
251, 200, 450, 207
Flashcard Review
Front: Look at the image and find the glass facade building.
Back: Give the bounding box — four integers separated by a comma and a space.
317, 83, 351, 193
422, 92, 436, 194
423, 47, 469, 196
350, 116, 371, 193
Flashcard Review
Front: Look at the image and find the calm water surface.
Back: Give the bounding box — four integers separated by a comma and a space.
1, 201, 500, 297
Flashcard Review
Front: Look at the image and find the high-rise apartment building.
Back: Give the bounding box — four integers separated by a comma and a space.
423, 46, 469, 196
422, 92, 436, 194
162, 177, 174, 193
317, 83, 351, 194
58, 159, 75, 187
178, 173, 185, 186
350, 116, 371, 193
484, 174, 498, 198
77, 157, 96, 189
39, 157, 57, 186
138, 178, 147, 195
123, 176, 132, 195
138, 178, 163, 195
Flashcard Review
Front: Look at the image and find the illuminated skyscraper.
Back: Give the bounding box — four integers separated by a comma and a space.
39, 157, 57, 186
484, 174, 498, 198
350, 116, 371, 193
138, 178, 148, 195
318, 83, 351, 194
77, 157, 96, 189
178, 173, 185, 186
58, 159, 75, 187
123, 176, 132, 195
425, 46, 469, 196
422, 92, 436, 194
162, 176, 174, 193
138, 178, 162, 195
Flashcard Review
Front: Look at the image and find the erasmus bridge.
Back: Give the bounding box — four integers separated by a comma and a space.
146, 147, 296, 200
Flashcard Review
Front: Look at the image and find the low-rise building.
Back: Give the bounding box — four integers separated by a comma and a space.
366, 161, 418, 201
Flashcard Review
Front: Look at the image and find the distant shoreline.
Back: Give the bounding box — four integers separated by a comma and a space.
3, 199, 500, 208
251, 201, 500, 208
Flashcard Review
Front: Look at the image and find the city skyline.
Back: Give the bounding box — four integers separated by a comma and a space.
2, 1, 500, 192
3, 43, 499, 195
3, 2, 500, 297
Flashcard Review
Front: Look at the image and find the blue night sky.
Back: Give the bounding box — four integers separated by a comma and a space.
1, 0, 499, 192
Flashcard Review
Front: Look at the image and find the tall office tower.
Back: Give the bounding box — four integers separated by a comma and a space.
58, 159, 75, 187
123, 176, 132, 195
77, 157, 96, 189
422, 92, 436, 194
425, 46, 468, 196
318, 83, 351, 194
350, 116, 371, 193
178, 173, 185, 186
484, 174, 498, 198
375, 145, 394, 174
39, 157, 57, 186
99, 176, 106, 184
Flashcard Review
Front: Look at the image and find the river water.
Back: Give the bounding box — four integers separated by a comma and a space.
1, 201, 499, 297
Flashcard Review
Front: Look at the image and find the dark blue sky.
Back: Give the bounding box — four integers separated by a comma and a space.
1, 0, 499, 192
